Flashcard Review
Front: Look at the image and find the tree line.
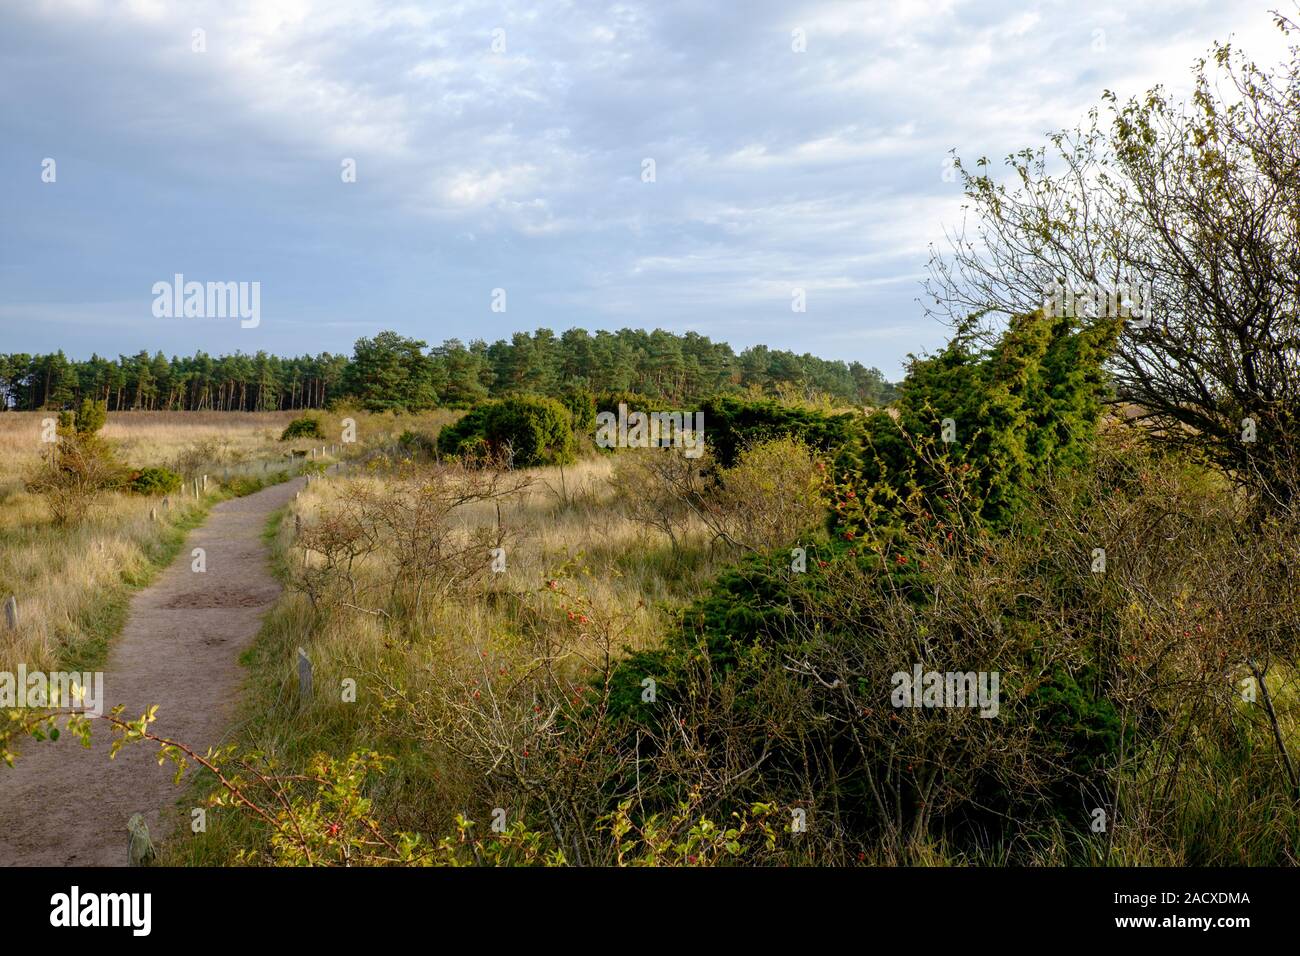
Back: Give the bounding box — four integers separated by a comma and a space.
0, 327, 899, 413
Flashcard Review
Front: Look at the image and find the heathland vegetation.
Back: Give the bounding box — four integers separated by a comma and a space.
3, 10, 1299, 867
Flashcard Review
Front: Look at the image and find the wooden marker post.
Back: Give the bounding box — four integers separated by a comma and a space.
298, 647, 313, 707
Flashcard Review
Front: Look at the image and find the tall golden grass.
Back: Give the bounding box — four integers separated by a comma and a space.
0, 408, 464, 672
0, 412, 291, 671
1, 409, 431, 672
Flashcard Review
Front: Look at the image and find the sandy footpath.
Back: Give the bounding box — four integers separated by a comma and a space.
0, 476, 303, 866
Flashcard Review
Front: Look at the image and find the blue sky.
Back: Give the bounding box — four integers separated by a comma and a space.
0, 0, 1288, 378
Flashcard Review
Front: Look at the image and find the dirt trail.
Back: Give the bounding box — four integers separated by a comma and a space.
0, 476, 304, 866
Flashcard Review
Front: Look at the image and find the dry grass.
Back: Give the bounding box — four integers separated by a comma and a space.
0, 409, 457, 672
280, 453, 725, 668
0, 412, 283, 671
165, 448, 745, 862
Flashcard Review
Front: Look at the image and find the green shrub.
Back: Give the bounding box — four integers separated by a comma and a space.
601, 530, 1125, 856
699, 395, 868, 471
437, 404, 493, 458
850, 309, 1119, 534
25, 398, 123, 525
560, 387, 597, 434
438, 395, 575, 467
593, 310, 1128, 857
127, 467, 182, 496
58, 397, 108, 438
280, 416, 326, 441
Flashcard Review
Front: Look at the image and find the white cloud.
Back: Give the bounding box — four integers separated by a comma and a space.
1, 0, 1292, 376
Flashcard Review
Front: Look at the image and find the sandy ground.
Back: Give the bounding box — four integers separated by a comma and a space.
0, 477, 303, 866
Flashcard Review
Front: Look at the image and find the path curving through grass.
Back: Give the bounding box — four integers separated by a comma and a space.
0, 476, 305, 866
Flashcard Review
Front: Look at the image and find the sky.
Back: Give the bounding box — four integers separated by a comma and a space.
0, 0, 1291, 379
